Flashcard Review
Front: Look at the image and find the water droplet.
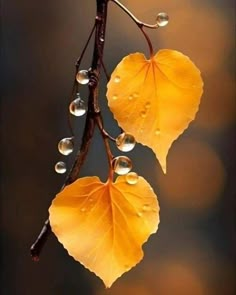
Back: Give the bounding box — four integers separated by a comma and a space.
76, 70, 89, 84
112, 95, 118, 100
112, 156, 132, 175
55, 161, 66, 174
137, 212, 143, 217
80, 207, 86, 212
142, 204, 149, 211
133, 92, 139, 98
141, 111, 147, 118
155, 129, 160, 135
116, 132, 136, 152
88, 198, 93, 202
140, 128, 144, 133
58, 137, 74, 155
124, 264, 130, 271
126, 172, 139, 185
145, 102, 151, 109
100, 37, 104, 42
69, 98, 86, 116
128, 95, 133, 100
156, 12, 169, 27
114, 76, 120, 83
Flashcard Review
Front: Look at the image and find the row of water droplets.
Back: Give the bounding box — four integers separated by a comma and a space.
55, 70, 90, 174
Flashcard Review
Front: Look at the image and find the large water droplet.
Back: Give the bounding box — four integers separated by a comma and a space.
156, 12, 169, 27
112, 156, 132, 175
58, 137, 74, 155
126, 172, 139, 185
69, 98, 86, 116
116, 132, 136, 152
114, 76, 120, 83
55, 161, 66, 174
76, 70, 89, 84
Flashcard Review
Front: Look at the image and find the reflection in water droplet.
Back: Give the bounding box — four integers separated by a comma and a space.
58, 137, 74, 155
126, 172, 139, 184
114, 76, 120, 83
76, 70, 89, 85
112, 156, 132, 175
116, 132, 136, 152
55, 161, 67, 174
112, 95, 118, 100
156, 12, 169, 27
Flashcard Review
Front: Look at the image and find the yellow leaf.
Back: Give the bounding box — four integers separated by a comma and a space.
107, 49, 203, 173
49, 176, 159, 288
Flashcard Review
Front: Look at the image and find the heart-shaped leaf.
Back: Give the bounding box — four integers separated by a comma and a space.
49, 176, 159, 287
107, 49, 203, 173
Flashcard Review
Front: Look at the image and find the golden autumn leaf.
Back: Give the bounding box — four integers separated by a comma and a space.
107, 49, 203, 173
49, 176, 159, 288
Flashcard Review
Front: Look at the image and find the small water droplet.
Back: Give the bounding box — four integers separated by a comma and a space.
156, 12, 169, 27
76, 70, 89, 84
145, 102, 151, 109
142, 204, 149, 211
133, 92, 139, 98
80, 207, 86, 212
112, 95, 118, 100
128, 95, 133, 100
126, 172, 139, 185
141, 111, 147, 118
58, 137, 74, 155
116, 132, 136, 152
69, 98, 86, 116
124, 264, 130, 271
155, 129, 161, 135
137, 212, 143, 217
55, 161, 67, 174
112, 156, 132, 175
140, 128, 144, 133
100, 37, 104, 42
114, 76, 120, 83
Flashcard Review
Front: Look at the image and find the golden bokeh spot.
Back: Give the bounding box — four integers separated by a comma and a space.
157, 138, 226, 209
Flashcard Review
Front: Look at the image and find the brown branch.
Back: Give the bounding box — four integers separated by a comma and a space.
30, 0, 109, 261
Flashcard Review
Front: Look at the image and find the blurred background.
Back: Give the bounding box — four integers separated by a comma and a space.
1, 0, 235, 294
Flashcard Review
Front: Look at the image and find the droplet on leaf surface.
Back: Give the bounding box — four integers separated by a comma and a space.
76, 70, 89, 85
55, 161, 67, 174
58, 137, 74, 155
156, 12, 169, 27
125, 172, 139, 184
116, 132, 136, 152
112, 156, 132, 175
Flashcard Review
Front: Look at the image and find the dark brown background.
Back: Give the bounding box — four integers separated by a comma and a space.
1, 0, 236, 294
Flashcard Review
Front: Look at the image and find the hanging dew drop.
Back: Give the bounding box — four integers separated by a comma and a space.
76, 70, 89, 84
156, 12, 169, 27
55, 161, 67, 174
112, 156, 132, 175
125, 172, 139, 185
116, 132, 136, 152
58, 137, 74, 155
69, 98, 86, 116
